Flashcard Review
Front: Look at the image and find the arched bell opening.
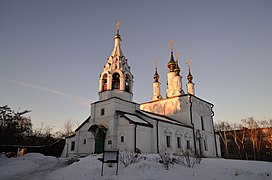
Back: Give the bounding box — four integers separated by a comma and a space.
125, 74, 131, 93
112, 73, 120, 90
88, 124, 108, 154
102, 74, 108, 91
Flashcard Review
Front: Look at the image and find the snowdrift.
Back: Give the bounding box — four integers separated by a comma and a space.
0, 153, 271, 180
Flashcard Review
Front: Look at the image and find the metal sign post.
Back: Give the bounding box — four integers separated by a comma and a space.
101, 151, 119, 176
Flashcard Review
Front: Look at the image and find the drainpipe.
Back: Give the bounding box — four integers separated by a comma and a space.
188, 95, 197, 154
103, 131, 105, 153
199, 139, 202, 157
134, 124, 137, 152
92, 103, 96, 154
93, 103, 96, 124
156, 121, 159, 154
66, 141, 68, 157
77, 130, 80, 155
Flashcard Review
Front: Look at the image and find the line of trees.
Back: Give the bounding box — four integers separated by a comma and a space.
0, 105, 75, 146
215, 117, 272, 161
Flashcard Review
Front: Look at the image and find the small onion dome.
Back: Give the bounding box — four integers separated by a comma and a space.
187, 68, 193, 83
167, 52, 176, 72
154, 68, 159, 82
174, 60, 181, 75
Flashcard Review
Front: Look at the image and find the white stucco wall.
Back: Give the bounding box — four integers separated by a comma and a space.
158, 122, 194, 154
216, 134, 221, 157
90, 97, 140, 151
117, 123, 135, 152
136, 125, 153, 153
64, 95, 219, 158
190, 96, 217, 157
76, 130, 94, 155
62, 135, 76, 158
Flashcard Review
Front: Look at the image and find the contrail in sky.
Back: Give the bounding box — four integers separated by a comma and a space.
0, 77, 90, 107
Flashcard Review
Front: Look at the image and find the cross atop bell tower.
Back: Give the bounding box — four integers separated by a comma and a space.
116, 21, 120, 33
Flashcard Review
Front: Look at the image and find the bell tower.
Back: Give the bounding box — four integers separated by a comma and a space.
98, 21, 134, 101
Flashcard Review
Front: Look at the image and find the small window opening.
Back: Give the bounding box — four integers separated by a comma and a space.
121, 136, 124, 142
71, 141, 75, 151
204, 140, 208, 151
83, 139, 86, 144
201, 116, 205, 130
186, 140, 190, 149
101, 108, 105, 116
177, 137, 181, 148
166, 136, 171, 147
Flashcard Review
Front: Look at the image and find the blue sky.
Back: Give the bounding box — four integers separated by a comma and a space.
1, 0, 272, 131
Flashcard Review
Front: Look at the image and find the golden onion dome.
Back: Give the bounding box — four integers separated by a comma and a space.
154, 68, 159, 82
187, 69, 193, 83
167, 52, 176, 72
174, 60, 181, 75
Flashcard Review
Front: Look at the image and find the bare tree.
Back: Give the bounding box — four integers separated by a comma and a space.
229, 123, 242, 159
258, 119, 272, 160
63, 119, 75, 137
242, 117, 259, 160
215, 117, 272, 161
214, 121, 232, 158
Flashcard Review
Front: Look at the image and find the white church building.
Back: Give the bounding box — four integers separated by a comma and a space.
62, 23, 221, 158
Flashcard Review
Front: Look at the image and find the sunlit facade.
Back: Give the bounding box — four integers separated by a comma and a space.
62, 23, 220, 158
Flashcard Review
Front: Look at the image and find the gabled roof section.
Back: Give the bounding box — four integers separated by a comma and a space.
116, 110, 153, 127
66, 133, 76, 139
75, 116, 91, 132
92, 96, 138, 106
190, 94, 213, 106
137, 110, 192, 128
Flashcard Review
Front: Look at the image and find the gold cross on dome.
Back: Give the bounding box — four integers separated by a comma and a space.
175, 51, 179, 62
153, 58, 158, 68
116, 21, 120, 31
186, 59, 191, 68
168, 39, 174, 52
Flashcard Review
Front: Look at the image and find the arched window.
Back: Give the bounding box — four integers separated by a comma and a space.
125, 74, 130, 92
102, 74, 107, 91
112, 73, 120, 90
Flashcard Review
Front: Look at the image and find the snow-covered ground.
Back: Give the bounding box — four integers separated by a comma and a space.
0, 153, 271, 180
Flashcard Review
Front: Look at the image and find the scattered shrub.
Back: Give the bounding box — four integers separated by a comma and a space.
119, 151, 144, 167
177, 149, 202, 168
158, 153, 174, 170
159, 149, 202, 169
